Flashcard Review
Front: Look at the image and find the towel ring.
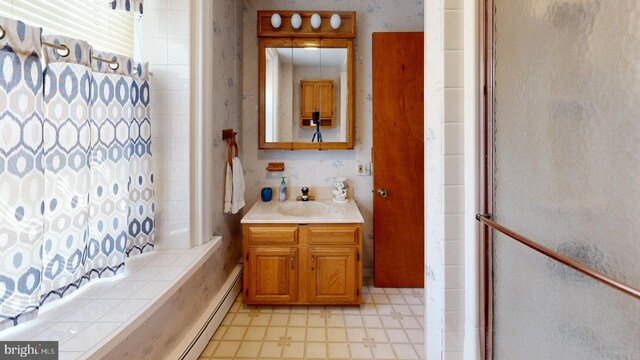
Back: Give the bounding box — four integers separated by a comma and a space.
228, 134, 239, 167
222, 129, 240, 168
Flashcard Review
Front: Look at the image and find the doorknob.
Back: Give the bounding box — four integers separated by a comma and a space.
377, 188, 388, 198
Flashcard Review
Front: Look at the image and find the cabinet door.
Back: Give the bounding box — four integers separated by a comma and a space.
318, 81, 334, 119
247, 248, 297, 303
300, 81, 316, 119
308, 248, 358, 304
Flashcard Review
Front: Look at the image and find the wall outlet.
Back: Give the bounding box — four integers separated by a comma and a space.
357, 161, 372, 176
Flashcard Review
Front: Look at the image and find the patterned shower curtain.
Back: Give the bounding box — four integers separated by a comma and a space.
0, 18, 45, 330
127, 62, 154, 256
40, 35, 93, 303
86, 51, 134, 282
110, 0, 144, 15
0, 16, 154, 330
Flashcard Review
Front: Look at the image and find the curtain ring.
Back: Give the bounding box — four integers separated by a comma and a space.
109, 61, 119, 71
0, 25, 6, 40
56, 44, 70, 58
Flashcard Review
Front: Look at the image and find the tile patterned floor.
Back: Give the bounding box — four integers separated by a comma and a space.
199, 278, 424, 360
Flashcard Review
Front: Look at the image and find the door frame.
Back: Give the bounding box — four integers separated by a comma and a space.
479, 0, 495, 358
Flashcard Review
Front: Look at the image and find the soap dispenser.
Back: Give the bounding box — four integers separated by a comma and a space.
279, 177, 287, 202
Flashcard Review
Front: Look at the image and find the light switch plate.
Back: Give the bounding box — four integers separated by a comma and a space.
357, 161, 372, 176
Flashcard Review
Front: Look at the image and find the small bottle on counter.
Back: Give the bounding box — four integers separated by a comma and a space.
279, 177, 287, 202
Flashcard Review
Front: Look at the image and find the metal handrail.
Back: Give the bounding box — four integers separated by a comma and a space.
476, 214, 640, 301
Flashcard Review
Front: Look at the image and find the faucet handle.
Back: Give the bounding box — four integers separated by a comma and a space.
301, 187, 310, 201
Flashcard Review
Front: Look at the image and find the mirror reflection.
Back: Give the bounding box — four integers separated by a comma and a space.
264, 46, 348, 143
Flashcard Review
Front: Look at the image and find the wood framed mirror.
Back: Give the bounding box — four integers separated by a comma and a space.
257, 11, 356, 150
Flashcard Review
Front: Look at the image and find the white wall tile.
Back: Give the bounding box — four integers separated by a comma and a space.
167, 0, 188, 10
145, 38, 168, 64
444, 265, 464, 289
167, 91, 189, 115
444, 185, 464, 214
444, 214, 464, 240
444, 0, 464, 10
443, 155, 464, 185
168, 10, 189, 37
167, 38, 189, 64
445, 311, 465, 332
444, 332, 465, 352
440, 0, 466, 355
444, 50, 464, 88
444, 11, 464, 50
444, 351, 464, 360
444, 88, 464, 123
136, 1, 191, 249
445, 289, 464, 311
445, 240, 465, 265
145, 0, 167, 10
444, 123, 464, 155
166, 65, 189, 90
143, 9, 168, 38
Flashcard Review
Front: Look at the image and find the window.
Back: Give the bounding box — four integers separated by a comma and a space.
0, 0, 134, 57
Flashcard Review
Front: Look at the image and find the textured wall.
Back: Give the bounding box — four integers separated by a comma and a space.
208, 0, 245, 267
241, 0, 424, 270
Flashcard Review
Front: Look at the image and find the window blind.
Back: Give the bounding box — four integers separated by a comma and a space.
0, 0, 134, 57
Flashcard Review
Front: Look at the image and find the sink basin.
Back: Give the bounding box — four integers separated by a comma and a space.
277, 202, 330, 217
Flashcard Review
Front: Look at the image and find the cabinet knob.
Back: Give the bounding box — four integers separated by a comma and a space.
377, 188, 388, 198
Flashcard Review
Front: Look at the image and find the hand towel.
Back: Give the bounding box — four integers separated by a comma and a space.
224, 162, 232, 214
231, 157, 246, 214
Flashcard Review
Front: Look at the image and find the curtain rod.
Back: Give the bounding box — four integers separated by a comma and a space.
2, 27, 150, 75
43, 41, 120, 70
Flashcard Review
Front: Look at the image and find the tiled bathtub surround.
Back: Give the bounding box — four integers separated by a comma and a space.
0, 240, 224, 360
199, 278, 424, 359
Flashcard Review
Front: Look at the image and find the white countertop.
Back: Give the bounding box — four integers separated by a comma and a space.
241, 199, 365, 224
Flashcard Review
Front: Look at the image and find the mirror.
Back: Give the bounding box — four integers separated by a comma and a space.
259, 38, 354, 149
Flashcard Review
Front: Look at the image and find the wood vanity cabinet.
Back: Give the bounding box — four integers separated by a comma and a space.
300, 80, 334, 128
243, 223, 362, 305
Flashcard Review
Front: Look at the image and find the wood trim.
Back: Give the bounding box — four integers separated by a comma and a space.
258, 11, 356, 39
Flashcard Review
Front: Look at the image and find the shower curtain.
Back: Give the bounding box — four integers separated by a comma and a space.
0, 17, 45, 330
0, 17, 154, 329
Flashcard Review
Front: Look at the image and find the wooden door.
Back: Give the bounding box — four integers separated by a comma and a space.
372, 32, 424, 288
247, 247, 297, 303
308, 248, 357, 303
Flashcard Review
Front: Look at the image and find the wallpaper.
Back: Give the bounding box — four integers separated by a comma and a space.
241, 0, 424, 269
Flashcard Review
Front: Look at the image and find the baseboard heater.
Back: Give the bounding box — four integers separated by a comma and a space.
172, 264, 243, 360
